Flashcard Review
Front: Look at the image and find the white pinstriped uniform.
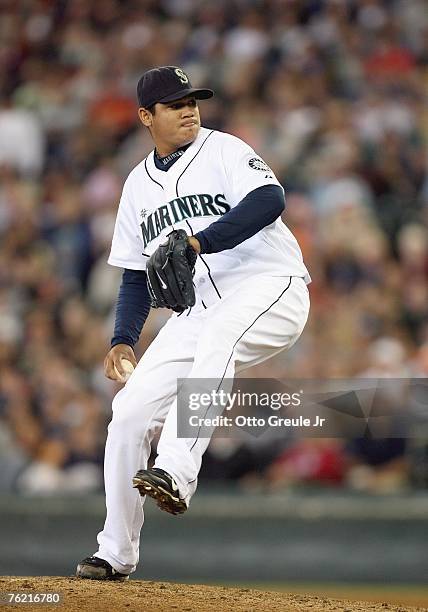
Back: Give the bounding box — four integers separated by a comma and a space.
96, 127, 310, 574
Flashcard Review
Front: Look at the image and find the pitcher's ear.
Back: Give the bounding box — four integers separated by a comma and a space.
138, 107, 153, 127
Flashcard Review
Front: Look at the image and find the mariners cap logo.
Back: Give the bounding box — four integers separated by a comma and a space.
248, 157, 271, 172
174, 68, 189, 84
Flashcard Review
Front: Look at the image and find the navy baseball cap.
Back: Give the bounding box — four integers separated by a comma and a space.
137, 66, 214, 108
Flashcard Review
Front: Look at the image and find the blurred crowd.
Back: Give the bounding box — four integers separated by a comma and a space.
0, 0, 427, 495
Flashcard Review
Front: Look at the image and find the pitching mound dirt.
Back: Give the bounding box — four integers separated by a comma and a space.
0, 577, 426, 612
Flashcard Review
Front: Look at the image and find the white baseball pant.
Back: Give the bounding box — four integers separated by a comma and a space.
95, 275, 309, 574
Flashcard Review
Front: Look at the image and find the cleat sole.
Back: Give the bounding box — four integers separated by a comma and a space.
132, 475, 187, 515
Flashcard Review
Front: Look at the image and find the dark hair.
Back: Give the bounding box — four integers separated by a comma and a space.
147, 104, 156, 115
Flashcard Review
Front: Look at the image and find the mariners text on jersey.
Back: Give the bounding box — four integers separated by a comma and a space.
141, 193, 230, 249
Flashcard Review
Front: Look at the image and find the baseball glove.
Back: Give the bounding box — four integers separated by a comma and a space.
146, 229, 197, 313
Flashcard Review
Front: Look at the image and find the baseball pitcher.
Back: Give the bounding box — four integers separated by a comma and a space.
77, 66, 310, 580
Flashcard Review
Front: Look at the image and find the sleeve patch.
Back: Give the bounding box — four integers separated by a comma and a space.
248, 157, 271, 172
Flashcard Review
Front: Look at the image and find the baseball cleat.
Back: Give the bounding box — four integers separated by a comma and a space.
132, 468, 188, 515
76, 556, 129, 581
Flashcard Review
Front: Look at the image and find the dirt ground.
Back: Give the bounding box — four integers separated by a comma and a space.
0, 577, 426, 612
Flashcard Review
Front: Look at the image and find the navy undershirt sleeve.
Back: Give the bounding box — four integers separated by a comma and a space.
194, 185, 285, 254
111, 268, 151, 348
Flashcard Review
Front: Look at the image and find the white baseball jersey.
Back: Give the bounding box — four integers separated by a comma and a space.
108, 127, 311, 307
